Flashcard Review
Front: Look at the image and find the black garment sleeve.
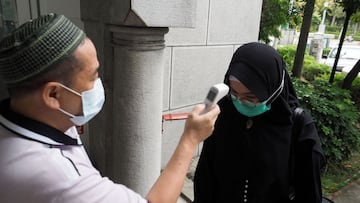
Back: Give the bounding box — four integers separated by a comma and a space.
193, 137, 215, 203
293, 117, 324, 203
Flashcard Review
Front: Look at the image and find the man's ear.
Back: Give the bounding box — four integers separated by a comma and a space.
42, 82, 61, 110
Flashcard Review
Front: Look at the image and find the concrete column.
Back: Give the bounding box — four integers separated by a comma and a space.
107, 26, 168, 195
81, 0, 195, 196
310, 34, 324, 62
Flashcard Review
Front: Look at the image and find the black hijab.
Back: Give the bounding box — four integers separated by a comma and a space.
194, 42, 306, 202
224, 42, 300, 123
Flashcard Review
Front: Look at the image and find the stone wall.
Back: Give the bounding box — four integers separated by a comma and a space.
161, 0, 262, 168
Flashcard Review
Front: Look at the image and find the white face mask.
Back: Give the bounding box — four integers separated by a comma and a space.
58, 78, 105, 126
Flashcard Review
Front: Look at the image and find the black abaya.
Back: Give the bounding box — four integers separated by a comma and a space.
193, 42, 324, 203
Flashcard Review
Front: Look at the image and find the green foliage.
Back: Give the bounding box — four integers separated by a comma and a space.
300, 51, 330, 81
323, 47, 331, 56
278, 45, 360, 168
277, 45, 330, 81
302, 60, 331, 81
259, 0, 290, 43
338, 0, 360, 14
322, 151, 360, 195
352, 33, 360, 40
350, 10, 360, 22
278, 39, 360, 195
325, 25, 360, 40
343, 74, 360, 111
311, 11, 322, 32
277, 45, 298, 69
288, 13, 303, 30
288, 0, 306, 30
293, 78, 360, 166
326, 25, 342, 33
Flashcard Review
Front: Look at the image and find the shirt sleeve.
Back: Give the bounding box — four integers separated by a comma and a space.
54, 174, 149, 203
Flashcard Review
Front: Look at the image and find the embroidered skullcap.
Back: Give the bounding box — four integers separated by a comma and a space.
0, 13, 85, 86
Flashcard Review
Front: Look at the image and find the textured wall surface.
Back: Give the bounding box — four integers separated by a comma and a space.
162, 0, 262, 168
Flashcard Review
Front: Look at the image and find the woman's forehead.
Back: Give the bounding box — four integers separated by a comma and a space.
229, 80, 252, 94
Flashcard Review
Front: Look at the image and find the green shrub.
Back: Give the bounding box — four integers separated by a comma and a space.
278, 45, 360, 187
317, 72, 360, 111
293, 78, 360, 167
323, 47, 331, 56
353, 35, 360, 41
277, 45, 332, 82
277, 45, 330, 81
326, 26, 342, 33
277, 45, 297, 69
302, 55, 331, 81
347, 77, 360, 110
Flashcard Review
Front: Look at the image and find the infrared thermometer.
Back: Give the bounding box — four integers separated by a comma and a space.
203, 83, 229, 113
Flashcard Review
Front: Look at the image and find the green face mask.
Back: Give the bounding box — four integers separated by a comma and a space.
231, 70, 285, 117
231, 98, 270, 117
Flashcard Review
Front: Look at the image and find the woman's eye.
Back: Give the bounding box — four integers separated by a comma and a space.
245, 97, 256, 101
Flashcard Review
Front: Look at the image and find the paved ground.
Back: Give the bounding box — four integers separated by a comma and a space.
177, 156, 360, 203
330, 178, 360, 203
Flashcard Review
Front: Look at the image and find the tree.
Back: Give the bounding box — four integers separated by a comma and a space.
328, 2, 346, 26
292, 0, 316, 78
258, 0, 289, 43
352, 10, 360, 23
350, 11, 360, 35
330, 0, 360, 84
342, 60, 360, 89
288, 0, 306, 30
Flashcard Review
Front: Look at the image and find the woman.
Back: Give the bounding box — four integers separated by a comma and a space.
193, 42, 324, 203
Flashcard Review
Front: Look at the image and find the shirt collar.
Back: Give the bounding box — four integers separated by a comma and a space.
0, 99, 81, 146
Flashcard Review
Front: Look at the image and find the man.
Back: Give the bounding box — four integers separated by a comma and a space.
0, 13, 220, 203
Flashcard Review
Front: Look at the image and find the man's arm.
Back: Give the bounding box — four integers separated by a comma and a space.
146, 104, 220, 203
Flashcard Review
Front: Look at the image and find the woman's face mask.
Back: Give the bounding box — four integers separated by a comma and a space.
58, 78, 105, 126
231, 97, 270, 117
230, 70, 285, 117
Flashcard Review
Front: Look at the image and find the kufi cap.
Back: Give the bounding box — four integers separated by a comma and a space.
0, 13, 85, 86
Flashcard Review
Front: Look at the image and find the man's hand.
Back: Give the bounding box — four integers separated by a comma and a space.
183, 104, 220, 146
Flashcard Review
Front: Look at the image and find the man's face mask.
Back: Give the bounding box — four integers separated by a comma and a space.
231, 70, 285, 117
58, 78, 105, 126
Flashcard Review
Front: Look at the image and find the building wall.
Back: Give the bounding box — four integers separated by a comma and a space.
161, 0, 262, 168
1, 0, 262, 169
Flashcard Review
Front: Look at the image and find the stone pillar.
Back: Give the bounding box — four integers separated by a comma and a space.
80, 0, 195, 196
86, 26, 168, 196
310, 34, 324, 62
109, 26, 168, 195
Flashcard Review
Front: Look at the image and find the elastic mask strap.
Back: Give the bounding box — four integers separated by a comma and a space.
58, 83, 82, 97
57, 83, 81, 118
59, 108, 76, 118
265, 70, 285, 106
